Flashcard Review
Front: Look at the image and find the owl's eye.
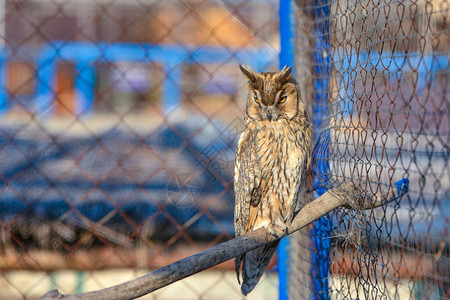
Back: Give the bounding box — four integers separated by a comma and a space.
253, 97, 260, 104
279, 96, 287, 104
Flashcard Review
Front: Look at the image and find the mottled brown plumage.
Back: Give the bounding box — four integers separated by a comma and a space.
234, 65, 312, 295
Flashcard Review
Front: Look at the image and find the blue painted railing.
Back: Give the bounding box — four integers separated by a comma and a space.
1, 42, 277, 115
0, 40, 446, 118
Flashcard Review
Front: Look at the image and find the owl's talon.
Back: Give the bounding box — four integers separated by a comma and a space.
267, 223, 288, 238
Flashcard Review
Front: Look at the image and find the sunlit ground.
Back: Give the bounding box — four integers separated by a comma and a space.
0, 270, 278, 300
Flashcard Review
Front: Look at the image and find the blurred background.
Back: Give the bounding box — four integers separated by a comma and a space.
1, 0, 280, 299
0, 0, 448, 299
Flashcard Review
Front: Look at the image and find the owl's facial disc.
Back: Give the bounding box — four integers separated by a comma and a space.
243, 66, 299, 121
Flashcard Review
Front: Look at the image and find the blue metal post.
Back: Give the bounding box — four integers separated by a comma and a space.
310, 1, 331, 299
75, 61, 95, 116
163, 61, 183, 114
278, 0, 295, 299
36, 46, 57, 116
0, 48, 7, 113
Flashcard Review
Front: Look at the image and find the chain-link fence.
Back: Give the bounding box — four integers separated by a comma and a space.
0, 0, 281, 299
290, 0, 448, 299
1, 0, 448, 299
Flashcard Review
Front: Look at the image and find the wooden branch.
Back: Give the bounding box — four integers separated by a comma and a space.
39, 179, 408, 300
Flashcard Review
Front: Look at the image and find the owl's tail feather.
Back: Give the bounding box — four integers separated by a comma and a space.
240, 240, 280, 296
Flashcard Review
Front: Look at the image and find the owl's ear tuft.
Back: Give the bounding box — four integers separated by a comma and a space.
277, 65, 292, 83
239, 64, 257, 82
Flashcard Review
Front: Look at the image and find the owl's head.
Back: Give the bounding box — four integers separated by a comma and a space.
240, 64, 301, 122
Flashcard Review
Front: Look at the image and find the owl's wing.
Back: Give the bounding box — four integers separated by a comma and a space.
234, 130, 262, 283
234, 131, 261, 237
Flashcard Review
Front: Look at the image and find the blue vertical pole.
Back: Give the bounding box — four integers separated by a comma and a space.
0, 50, 8, 113
163, 57, 183, 114
310, 1, 331, 299
75, 61, 95, 116
36, 46, 57, 116
278, 1, 294, 299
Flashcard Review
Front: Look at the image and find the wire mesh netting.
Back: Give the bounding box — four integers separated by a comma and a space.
0, 0, 282, 298
1, 0, 448, 299
291, 0, 448, 299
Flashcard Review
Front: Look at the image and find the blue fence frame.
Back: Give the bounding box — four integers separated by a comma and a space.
309, 1, 332, 298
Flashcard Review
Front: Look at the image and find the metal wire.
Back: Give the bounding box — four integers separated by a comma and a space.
1, 0, 448, 299
293, 0, 449, 299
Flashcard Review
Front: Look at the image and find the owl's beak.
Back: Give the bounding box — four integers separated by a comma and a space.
267, 109, 273, 121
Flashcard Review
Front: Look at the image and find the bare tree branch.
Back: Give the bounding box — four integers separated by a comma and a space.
39, 179, 408, 300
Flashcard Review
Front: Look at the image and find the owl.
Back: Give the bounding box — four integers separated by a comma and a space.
234, 64, 312, 295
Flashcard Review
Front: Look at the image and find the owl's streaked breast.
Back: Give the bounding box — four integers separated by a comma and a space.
248, 119, 310, 218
